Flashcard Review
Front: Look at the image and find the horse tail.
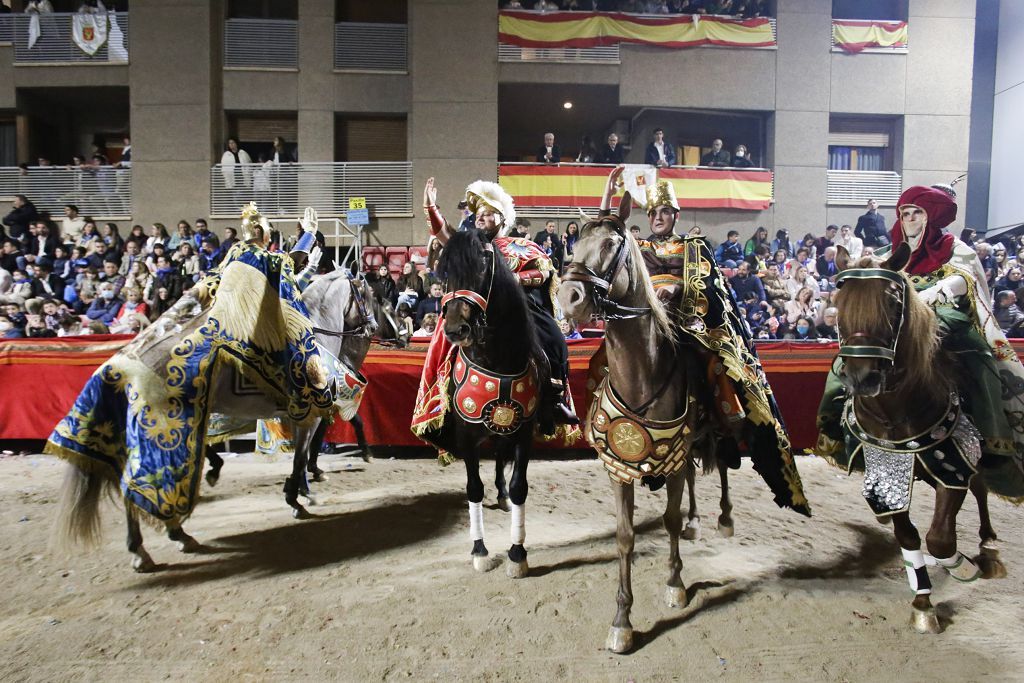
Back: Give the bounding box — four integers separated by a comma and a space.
51, 462, 117, 550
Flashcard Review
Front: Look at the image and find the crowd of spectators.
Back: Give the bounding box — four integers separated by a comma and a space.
0, 193, 239, 338
501, 0, 770, 17
537, 131, 758, 169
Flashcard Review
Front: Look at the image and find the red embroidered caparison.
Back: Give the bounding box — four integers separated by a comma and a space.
452, 349, 538, 435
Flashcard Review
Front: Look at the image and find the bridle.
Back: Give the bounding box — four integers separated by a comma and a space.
312, 273, 377, 339
834, 267, 908, 388
562, 217, 651, 320
440, 243, 496, 343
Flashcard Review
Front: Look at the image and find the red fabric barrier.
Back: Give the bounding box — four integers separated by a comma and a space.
5, 336, 1023, 451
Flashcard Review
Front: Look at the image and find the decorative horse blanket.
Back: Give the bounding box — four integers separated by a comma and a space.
45, 243, 335, 522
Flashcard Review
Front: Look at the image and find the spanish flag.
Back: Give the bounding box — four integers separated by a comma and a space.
499, 11, 776, 50
832, 20, 907, 54
498, 165, 774, 211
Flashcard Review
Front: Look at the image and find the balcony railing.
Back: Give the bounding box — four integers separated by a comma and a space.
334, 22, 407, 72
210, 161, 413, 219
499, 43, 621, 64
0, 166, 131, 218
0, 14, 14, 44
831, 19, 908, 54
826, 170, 901, 205
10, 12, 129, 65
224, 18, 297, 70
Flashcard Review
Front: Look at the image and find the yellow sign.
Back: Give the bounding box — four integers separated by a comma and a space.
348, 197, 366, 210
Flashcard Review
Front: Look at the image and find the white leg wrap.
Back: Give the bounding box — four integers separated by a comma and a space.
469, 501, 484, 541
934, 552, 980, 582
902, 548, 932, 595
510, 502, 526, 545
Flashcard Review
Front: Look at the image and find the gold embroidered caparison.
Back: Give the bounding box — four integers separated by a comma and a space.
586, 375, 696, 484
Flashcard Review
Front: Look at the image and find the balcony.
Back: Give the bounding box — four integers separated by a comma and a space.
0, 166, 131, 218
224, 18, 298, 70
334, 22, 407, 73
9, 12, 129, 65
826, 170, 902, 206
498, 11, 776, 64
831, 19, 908, 54
209, 161, 412, 219
498, 162, 773, 219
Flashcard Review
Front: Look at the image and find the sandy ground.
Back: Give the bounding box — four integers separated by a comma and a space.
0, 450, 1021, 682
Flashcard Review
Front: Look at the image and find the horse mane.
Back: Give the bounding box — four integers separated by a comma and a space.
580, 217, 675, 343
837, 255, 942, 390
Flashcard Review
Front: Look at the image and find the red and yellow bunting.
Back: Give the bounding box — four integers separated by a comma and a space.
498, 10, 775, 49
499, 165, 774, 211
832, 20, 907, 54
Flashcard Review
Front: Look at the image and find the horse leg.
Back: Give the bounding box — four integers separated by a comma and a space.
717, 460, 734, 538
205, 442, 224, 487
495, 455, 511, 512
306, 418, 330, 482
349, 414, 373, 463
969, 475, 1006, 579
284, 423, 311, 519
927, 485, 980, 583
682, 460, 701, 540
890, 511, 939, 634
663, 470, 688, 608
505, 437, 530, 579
126, 508, 155, 573
166, 520, 200, 553
606, 477, 636, 654
464, 452, 490, 572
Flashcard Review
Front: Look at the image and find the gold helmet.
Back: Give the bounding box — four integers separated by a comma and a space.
645, 179, 680, 214
464, 180, 516, 235
239, 202, 270, 245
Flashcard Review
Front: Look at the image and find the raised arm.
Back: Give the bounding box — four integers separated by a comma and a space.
423, 177, 456, 246
599, 165, 626, 213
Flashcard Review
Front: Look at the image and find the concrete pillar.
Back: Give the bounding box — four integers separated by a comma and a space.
129, 0, 223, 228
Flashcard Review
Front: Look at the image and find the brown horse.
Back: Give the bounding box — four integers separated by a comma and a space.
832, 243, 1005, 633
557, 197, 726, 654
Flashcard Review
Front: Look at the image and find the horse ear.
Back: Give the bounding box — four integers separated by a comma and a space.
835, 245, 851, 272
883, 242, 912, 272
617, 192, 632, 223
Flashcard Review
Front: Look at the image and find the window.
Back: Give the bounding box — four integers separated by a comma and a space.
831, 0, 906, 21
827, 116, 900, 172
0, 121, 14, 167
228, 0, 297, 20
335, 0, 407, 24
335, 115, 407, 162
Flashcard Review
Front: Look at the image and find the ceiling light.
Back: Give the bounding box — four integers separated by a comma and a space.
563, 101, 573, 109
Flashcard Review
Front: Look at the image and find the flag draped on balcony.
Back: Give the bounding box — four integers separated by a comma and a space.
498, 165, 773, 211
832, 20, 907, 54
498, 11, 775, 49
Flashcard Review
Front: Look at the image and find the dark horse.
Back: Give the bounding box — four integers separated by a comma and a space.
833, 243, 1005, 633
435, 229, 549, 577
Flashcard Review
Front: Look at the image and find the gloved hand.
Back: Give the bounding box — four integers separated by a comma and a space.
307, 245, 322, 270
301, 207, 319, 234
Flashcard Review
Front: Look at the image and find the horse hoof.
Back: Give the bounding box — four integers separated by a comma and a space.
176, 535, 201, 553
205, 471, 219, 487
292, 506, 310, 520
665, 585, 688, 609
300, 492, 317, 506
976, 549, 1008, 580
942, 554, 982, 583
605, 626, 634, 654
131, 551, 155, 573
717, 522, 734, 538
310, 471, 328, 483
911, 607, 942, 634
497, 497, 511, 512
505, 558, 529, 579
361, 451, 374, 464
682, 518, 701, 541
472, 555, 492, 573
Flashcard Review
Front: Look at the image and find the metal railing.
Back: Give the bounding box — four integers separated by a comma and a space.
10, 12, 129, 64
498, 43, 621, 64
334, 22, 407, 72
210, 161, 413, 218
0, 166, 131, 218
826, 170, 901, 205
0, 14, 14, 44
224, 17, 297, 69
831, 18, 908, 54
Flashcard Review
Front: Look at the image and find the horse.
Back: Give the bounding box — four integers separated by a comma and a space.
831, 243, 1005, 633
52, 271, 402, 572
203, 271, 409, 516
434, 229, 549, 578
556, 198, 722, 654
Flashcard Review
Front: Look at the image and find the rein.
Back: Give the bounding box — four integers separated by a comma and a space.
563, 219, 651, 321
835, 267, 907, 366
311, 274, 387, 341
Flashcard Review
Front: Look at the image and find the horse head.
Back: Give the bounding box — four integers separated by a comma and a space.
833, 242, 937, 396
437, 230, 495, 348
374, 297, 410, 348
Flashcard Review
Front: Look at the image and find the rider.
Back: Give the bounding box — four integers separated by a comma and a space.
817, 184, 1024, 501
421, 177, 578, 432
593, 166, 807, 511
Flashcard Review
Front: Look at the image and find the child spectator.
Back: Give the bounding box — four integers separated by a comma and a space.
414, 312, 439, 338
86, 282, 123, 325
109, 288, 150, 333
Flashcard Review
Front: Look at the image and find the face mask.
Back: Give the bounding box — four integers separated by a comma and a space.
796, 325, 809, 334
735, 151, 744, 158
101, 290, 115, 300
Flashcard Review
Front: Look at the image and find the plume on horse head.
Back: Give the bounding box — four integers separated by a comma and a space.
834, 243, 941, 389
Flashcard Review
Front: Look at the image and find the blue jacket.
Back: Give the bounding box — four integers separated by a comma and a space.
86, 297, 123, 324
714, 240, 744, 265
644, 142, 676, 167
